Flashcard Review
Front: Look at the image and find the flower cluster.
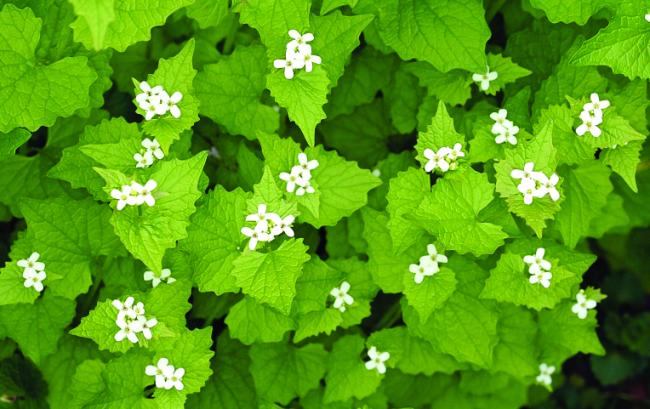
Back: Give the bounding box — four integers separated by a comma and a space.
143, 268, 176, 288
511, 162, 560, 205
329, 281, 354, 312
135, 81, 183, 121
279, 153, 319, 196
571, 289, 597, 319
110, 179, 157, 211
523, 247, 552, 288
365, 346, 390, 374
134, 138, 164, 168
273, 30, 321, 79
472, 67, 498, 91
17, 252, 46, 293
575, 93, 610, 137
240, 204, 295, 250
145, 358, 185, 390
111, 297, 158, 344
408, 244, 448, 284
423, 143, 465, 173
536, 363, 555, 387
490, 109, 519, 145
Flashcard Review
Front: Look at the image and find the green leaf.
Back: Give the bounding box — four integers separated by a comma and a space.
13, 197, 124, 300
481, 53, 532, 95
225, 296, 295, 345
97, 152, 208, 272
553, 161, 612, 248
534, 105, 593, 166
0, 129, 31, 160
405, 62, 472, 106
491, 305, 539, 380
0, 293, 75, 365
180, 186, 251, 295
403, 264, 457, 322
70, 0, 194, 51
494, 122, 561, 236
528, 0, 610, 25
186, 331, 257, 409
481, 239, 595, 310
386, 167, 429, 255
374, 0, 490, 72
602, 140, 644, 192
415, 101, 466, 168
368, 327, 463, 376
538, 299, 605, 363
195, 45, 279, 141
71, 282, 192, 354
232, 239, 310, 315
321, 0, 359, 15
412, 168, 507, 256
0, 4, 96, 132
250, 342, 327, 405
571, 5, 650, 80
324, 334, 381, 403
139, 39, 200, 149
186, 0, 230, 29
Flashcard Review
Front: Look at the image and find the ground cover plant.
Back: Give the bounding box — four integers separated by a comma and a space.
0, 0, 649, 408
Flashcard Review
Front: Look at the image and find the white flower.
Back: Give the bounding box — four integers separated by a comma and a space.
140, 94, 168, 121
23, 270, 46, 292
583, 93, 610, 115
536, 363, 555, 387
535, 173, 560, 201
279, 167, 308, 194
529, 270, 552, 288
646, 13, 650, 22
422, 243, 448, 268
571, 289, 597, 319
517, 177, 539, 205
110, 185, 136, 211
134, 179, 157, 207
241, 225, 271, 250
112, 297, 136, 319
273, 52, 305, 80
575, 110, 603, 137
164, 367, 185, 391
134, 150, 154, 168
114, 317, 143, 343
365, 346, 390, 374
144, 268, 175, 288
423, 147, 451, 173
510, 162, 537, 181
494, 124, 519, 145
140, 317, 158, 340
298, 51, 321, 72
472, 68, 498, 91
297, 153, 319, 177
523, 247, 552, 275
330, 281, 354, 312
162, 91, 183, 118
136, 81, 164, 105
145, 358, 171, 389
142, 138, 164, 160
490, 109, 508, 126
409, 262, 435, 284
246, 204, 271, 230
287, 30, 314, 55
17, 252, 45, 276
447, 143, 465, 162
295, 182, 315, 196
271, 215, 295, 238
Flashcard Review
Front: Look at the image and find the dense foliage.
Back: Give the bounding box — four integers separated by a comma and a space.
0, 0, 649, 408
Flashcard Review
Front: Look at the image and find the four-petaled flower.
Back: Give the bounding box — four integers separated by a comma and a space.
511, 162, 561, 205
576, 92, 609, 137
472, 67, 498, 91
17, 252, 47, 293
423, 147, 451, 173
134, 150, 154, 168
571, 289, 597, 319
145, 358, 185, 390
135, 81, 184, 120
409, 244, 447, 284
330, 281, 354, 312
274, 30, 321, 79
523, 248, 552, 275
365, 346, 390, 374
241, 204, 295, 250
536, 363, 555, 387
23, 270, 47, 292
143, 268, 176, 288
279, 153, 319, 196
490, 109, 519, 145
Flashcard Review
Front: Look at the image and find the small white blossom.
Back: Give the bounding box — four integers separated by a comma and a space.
571, 289, 597, 319
144, 268, 176, 288
287, 30, 314, 55
409, 262, 436, 284
241, 204, 294, 250
280, 153, 318, 195
535, 173, 560, 201
208, 146, 220, 158
511, 163, 559, 204
510, 162, 537, 181
140, 94, 168, 121
275, 30, 320, 79
529, 270, 552, 288
536, 363, 555, 387
271, 215, 295, 238
246, 204, 272, 230
110, 185, 136, 211
132, 179, 157, 207
494, 124, 519, 145
422, 244, 448, 268
583, 93, 610, 116
134, 150, 154, 168
163, 91, 183, 118
472, 68, 498, 91
136, 81, 164, 105
111, 296, 157, 344
145, 358, 171, 389
140, 317, 158, 340
330, 281, 354, 312
164, 367, 185, 391
299, 50, 321, 72
273, 52, 305, 79
114, 317, 143, 343
295, 183, 315, 196
297, 153, 319, 176
240, 225, 271, 251
646, 13, 650, 22
423, 147, 451, 173
142, 138, 164, 160
576, 110, 603, 137
365, 346, 390, 374
17, 252, 45, 276
523, 248, 552, 275
23, 270, 46, 292
279, 167, 308, 194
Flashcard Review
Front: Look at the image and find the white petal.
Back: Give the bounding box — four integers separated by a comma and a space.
284, 66, 294, 79
169, 105, 181, 118
274, 59, 287, 68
